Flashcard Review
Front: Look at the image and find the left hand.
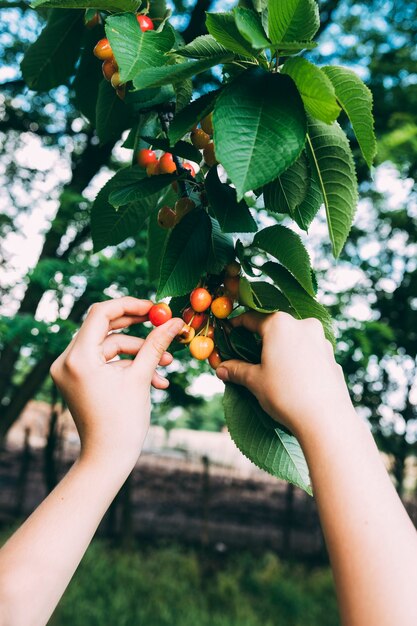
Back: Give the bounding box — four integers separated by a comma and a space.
50, 297, 184, 472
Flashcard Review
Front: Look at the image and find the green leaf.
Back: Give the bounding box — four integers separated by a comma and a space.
293, 164, 323, 231
213, 68, 306, 199
207, 218, 236, 274
31, 0, 140, 10
73, 24, 105, 124
174, 35, 229, 59
236, 239, 256, 277
263, 151, 309, 216
282, 57, 341, 124
224, 385, 312, 493
175, 79, 193, 111
21, 10, 84, 91
168, 90, 220, 144
107, 168, 176, 208
262, 262, 335, 345
228, 327, 262, 363
133, 54, 232, 90
206, 12, 257, 58
322, 66, 377, 167
105, 15, 175, 83
95, 80, 133, 145
307, 117, 358, 257
239, 277, 292, 313
234, 7, 270, 48
157, 209, 212, 298
147, 187, 177, 283
268, 0, 319, 43
254, 225, 315, 296
214, 325, 237, 361
267, 40, 318, 52
140, 136, 201, 164
125, 85, 175, 112
205, 167, 257, 233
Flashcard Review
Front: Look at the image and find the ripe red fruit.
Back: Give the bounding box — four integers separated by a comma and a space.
225, 261, 241, 277
203, 142, 217, 167
189, 336, 214, 360
175, 197, 195, 222
224, 275, 240, 299
146, 160, 160, 176
182, 307, 208, 330
110, 71, 122, 88
159, 153, 176, 174
148, 303, 172, 327
137, 14, 154, 31
206, 324, 215, 339
201, 112, 214, 136
190, 287, 212, 313
93, 38, 113, 60
182, 162, 196, 177
137, 148, 157, 168
191, 128, 211, 149
208, 348, 222, 370
102, 59, 118, 81
176, 325, 195, 344
211, 296, 233, 319
158, 206, 177, 229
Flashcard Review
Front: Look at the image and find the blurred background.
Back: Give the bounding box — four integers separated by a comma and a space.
0, 1, 416, 624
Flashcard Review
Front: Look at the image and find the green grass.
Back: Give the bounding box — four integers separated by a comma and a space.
46, 541, 339, 626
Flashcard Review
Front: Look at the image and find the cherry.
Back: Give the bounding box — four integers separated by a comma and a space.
147, 160, 160, 176
110, 72, 122, 89
206, 324, 215, 339
201, 112, 213, 136
116, 85, 126, 100
203, 142, 217, 167
93, 38, 113, 60
176, 324, 195, 344
224, 275, 240, 299
211, 296, 233, 319
159, 153, 176, 174
102, 59, 118, 81
208, 348, 222, 370
189, 336, 214, 360
137, 148, 157, 168
182, 307, 208, 330
137, 14, 154, 31
182, 162, 196, 177
190, 287, 212, 313
225, 261, 241, 277
175, 197, 195, 222
191, 128, 211, 150
148, 302, 172, 326
158, 205, 177, 229
86, 12, 100, 28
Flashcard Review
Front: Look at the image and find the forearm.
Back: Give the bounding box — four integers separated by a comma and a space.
298, 408, 417, 626
0, 456, 132, 626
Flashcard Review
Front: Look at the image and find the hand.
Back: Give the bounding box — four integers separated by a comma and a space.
50, 297, 184, 471
216, 312, 353, 439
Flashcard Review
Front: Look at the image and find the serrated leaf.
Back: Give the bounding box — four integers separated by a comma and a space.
236, 239, 256, 277
205, 167, 257, 233
234, 7, 270, 48
157, 209, 211, 298
307, 117, 358, 257
174, 35, 229, 59
168, 90, 220, 144
133, 54, 232, 90
73, 24, 105, 124
95, 80, 133, 144
239, 277, 292, 313
268, 0, 319, 43
263, 261, 335, 345
105, 15, 175, 83
228, 327, 262, 363
31, 0, 140, 10
147, 187, 177, 282
207, 218, 235, 274
175, 79, 193, 111
293, 164, 323, 231
213, 68, 306, 199
263, 151, 309, 216
322, 66, 377, 167
282, 57, 341, 124
206, 12, 257, 58
267, 40, 318, 52
254, 225, 315, 296
224, 385, 312, 493
108, 168, 176, 208
140, 136, 201, 164
21, 10, 84, 91
125, 85, 175, 112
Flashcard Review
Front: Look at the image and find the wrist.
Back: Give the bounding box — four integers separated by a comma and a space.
77, 447, 139, 483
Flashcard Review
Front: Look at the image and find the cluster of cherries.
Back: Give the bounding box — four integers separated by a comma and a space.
92, 13, 154, 99
148, 262, 241, 368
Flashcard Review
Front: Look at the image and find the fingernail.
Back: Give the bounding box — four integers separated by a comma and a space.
216, 367, 228, 381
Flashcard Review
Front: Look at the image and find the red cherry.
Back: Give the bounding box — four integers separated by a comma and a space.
93, 38, 113, 60
146, 160, 160, 176
190, 128, 211, 150
102, 59, 118, 81
206, 324, 215, 339
225, 261, 241, 277
211, 296, 233, 319
159, 153, 176, 174
137, 149, 157, 168
224, 275, 240, 299
208, 348, 222, 369
182, 307, 208, 330
148, 303, 172, 327
203, 142, 217, 167
189, 336, 214, 360
137, 14, 154, 31
190, 288, 212, 313
176, 325, 195, 344
174, 197, 195, 222
157, 206, 176, 229
182, 162, 196, 177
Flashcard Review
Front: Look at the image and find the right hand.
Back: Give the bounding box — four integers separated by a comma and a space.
216, 312, 353, 439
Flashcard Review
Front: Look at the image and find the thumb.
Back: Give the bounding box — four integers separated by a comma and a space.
216, 359, 257, 390
133, 318, 184, 379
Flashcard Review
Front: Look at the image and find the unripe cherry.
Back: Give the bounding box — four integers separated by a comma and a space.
191, 128, 211, 149
190, 287, 212, 313
225, 261, 241, 277
148, 303, 172, 326
137, 14, 154, 31
203, 142, 217, 167
137, 148, 157, 168
182, 307, 208, 331
189, 336, 214, 360
208, 348, 222, 370
176, 325, 195, 344
147, 160, 160, 176
211, 296, 233, 319
175, 197, 195, 222
102, 59, 118, 81
93, 38, 113, 60
158, 205, 176, 229
201, 112, 214, 136
224, 275, 240, 299
159, 152, 176, 174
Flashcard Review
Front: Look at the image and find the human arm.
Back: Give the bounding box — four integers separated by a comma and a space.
216, 312, 417, 626
0, 297, 184, 626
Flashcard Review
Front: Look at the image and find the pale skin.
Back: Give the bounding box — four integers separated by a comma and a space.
0, 299, 416, 625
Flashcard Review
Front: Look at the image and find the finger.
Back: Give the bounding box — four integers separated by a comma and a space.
109, 315, 149, 331
76, 297, 153, 348
102, 334, 173, 366
228, 312, 272, 336
216, 359, 260, 390
108, 360, 171, 387
132, 318, 184, 380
